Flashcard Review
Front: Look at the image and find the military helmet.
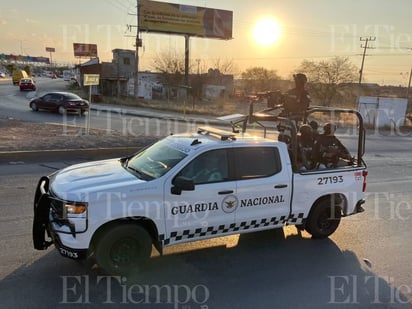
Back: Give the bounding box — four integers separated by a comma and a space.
323, 122, 337, 135
299, 124, 312, 136
293, 73, 307, 83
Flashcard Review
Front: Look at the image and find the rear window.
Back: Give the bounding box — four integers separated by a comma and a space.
234, 147, 281, 180
64, 93, 81, 100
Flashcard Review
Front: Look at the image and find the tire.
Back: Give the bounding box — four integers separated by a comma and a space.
95, 224, 152, 275
31, 103, 39, 112
58, 105, 66, 115
305, 199, 341, 238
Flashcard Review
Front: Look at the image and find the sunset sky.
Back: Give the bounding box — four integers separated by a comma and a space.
2, 0, 412, 85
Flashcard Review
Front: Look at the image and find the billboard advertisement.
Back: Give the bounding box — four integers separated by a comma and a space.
0, 53, 49, 64
73, 43, 98, 57
139, 0, 233, 40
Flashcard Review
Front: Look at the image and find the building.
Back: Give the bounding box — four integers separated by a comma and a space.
79, 49, 234, 101
79, 49, 135, 97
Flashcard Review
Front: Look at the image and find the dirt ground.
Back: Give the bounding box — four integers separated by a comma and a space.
0, 117, 158, 152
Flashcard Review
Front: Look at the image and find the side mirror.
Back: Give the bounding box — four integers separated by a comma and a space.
171, 176, 195, 195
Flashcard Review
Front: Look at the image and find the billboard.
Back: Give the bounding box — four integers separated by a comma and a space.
139, 0, 233, 40
0, 53, 49, 64
73, 43, 98, 57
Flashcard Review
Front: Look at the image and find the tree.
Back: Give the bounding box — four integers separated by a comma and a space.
297, 56, 357, 106
209, 58, 237, 75
241, 67, 280, 93
23, 65, 32, 76
151, 51, 186, 88
5, 63, 16, 74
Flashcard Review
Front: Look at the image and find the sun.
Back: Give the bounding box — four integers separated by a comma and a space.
253, 18, 281, 46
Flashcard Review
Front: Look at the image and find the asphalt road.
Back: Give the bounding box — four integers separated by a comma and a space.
0, 156, 412, 308
1, 77, 412, 308
0, 78, 205, 137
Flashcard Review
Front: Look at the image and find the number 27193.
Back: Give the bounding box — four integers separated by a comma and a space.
317, 176, 343, 185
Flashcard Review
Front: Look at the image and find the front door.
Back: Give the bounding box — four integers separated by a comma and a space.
163, 149, 237, 246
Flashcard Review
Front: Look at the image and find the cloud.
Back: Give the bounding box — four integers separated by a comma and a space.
0, 20, 8, 25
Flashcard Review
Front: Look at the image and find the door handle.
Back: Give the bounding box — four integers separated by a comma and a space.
274, 184, 288, 189
218, 190, 234, 195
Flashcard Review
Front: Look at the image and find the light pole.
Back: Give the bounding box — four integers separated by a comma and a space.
45, 47, 55, 74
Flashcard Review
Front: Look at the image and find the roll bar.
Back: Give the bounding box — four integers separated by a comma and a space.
240, 104, 366, 170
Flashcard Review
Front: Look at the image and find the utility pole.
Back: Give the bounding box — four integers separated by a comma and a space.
134, 0, 141, 98
359, 36, 376, 85
127, 1, 141, 98
407, 67, 412, 98
195, 58, 200, 106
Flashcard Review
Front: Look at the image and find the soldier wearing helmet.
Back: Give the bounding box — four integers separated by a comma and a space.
297, 124, 315, 170
282, 73, 312, 117
312, 123, 353, 168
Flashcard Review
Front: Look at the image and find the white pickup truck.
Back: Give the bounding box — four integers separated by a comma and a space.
33, 107, 368, 275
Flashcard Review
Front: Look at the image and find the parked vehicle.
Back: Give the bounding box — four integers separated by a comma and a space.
19, 78, 36, 91
33, 107, 368, 275
29, 91, 89, 115
12, 70, 28, 85
63, 70, 72, 81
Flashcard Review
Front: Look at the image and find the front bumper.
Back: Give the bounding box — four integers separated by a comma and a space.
66, 106, 89, 113
32, 176, 88, 259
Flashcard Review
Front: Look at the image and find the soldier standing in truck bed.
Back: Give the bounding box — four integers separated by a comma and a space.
283, 73, 312, 117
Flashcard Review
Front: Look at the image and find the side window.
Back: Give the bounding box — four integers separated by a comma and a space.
234, 147, 281, 180
176, 149, 228, 185
50, 94, 61, 101
43, 94, 52, 101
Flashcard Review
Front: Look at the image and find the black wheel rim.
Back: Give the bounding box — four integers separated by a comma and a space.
318, 209, 333, 230
110, 237, 138, 267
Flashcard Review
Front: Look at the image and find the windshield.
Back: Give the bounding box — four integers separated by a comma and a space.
126, 138, 188, 179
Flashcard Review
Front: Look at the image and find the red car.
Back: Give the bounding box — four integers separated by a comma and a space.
19, 78, 36, 91
29, 92, 89, 115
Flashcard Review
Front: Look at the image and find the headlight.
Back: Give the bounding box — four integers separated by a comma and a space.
65, 202, 87, 215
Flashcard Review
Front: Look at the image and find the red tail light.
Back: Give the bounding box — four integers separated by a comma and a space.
362, 170, 368, 192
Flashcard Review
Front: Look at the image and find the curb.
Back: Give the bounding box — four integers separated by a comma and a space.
90, 106, 224, 126
0, 147, 141, 164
